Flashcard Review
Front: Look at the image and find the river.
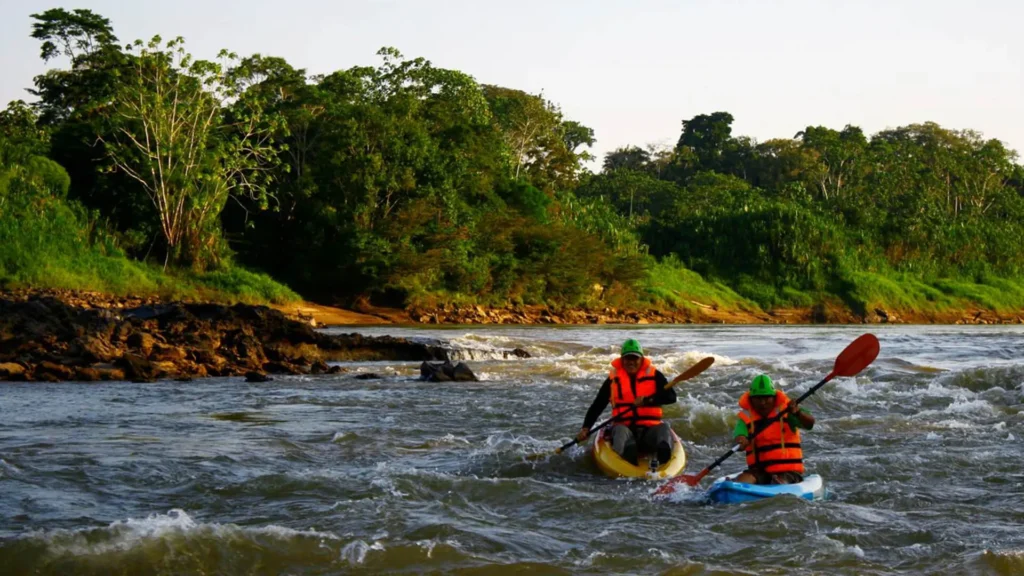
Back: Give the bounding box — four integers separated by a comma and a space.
1, 325, 1022, 575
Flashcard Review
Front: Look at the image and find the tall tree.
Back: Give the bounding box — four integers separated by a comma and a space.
101, 36, 283, 269
603, 145, 650, 173
796, 125, 868, 201
673, 111, 735, 178
482, 85, 590, 191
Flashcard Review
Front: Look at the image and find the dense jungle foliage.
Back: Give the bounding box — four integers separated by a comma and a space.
5, 8, 1024, 314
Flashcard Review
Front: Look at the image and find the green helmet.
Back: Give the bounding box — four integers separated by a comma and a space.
750, 374, 776, 396
620, 338, 644, 357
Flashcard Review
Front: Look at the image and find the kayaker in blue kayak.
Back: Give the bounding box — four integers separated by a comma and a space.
576, 339, 677, 466
733, 374, 815, 485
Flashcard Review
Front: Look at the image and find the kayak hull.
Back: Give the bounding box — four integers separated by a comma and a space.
592, 429, 686, 480
707, 473, 825, 504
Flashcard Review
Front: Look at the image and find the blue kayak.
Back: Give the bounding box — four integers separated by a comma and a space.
707, 473, 825, 504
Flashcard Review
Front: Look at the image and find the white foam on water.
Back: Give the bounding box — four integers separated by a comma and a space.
417, 539, 437, 559
526, 349, 740, 384
832, 378, 861, 395
370, 474, 408, 498
654, 482, 705, 504
548, 359, 604, 380
828, 526, 869, 536
331, 431, 357, 443
340, 539, 385, 565
574, 550, 607, 567
679, 393, 735, 432
647, 548, 675, 561
659, 350, 738, 371
450, 333, 519, 347
920, 381, 968, 398
943, 397, 995, 415
445, 333, 540, 361
764, 357, 813, 375
478, 431, 554, 456
914, 396, 996, 421
370, 459, 464, 488
23, 509, 339, 558
925, 432, 942, 441
812, 534, 866, 560
0, 458, 20, 476
435, 433, 471, 446
932, 420, 974, 430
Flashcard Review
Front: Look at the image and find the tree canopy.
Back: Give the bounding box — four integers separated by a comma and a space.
4, 7, 1024, 313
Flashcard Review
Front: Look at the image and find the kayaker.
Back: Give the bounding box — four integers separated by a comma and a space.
733, 374, 815, 485
577, 339, 677, 466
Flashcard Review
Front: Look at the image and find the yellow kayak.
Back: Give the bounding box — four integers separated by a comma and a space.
592, 428, 686, 479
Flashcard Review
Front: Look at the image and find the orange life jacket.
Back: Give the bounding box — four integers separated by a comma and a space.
737, 390, 804, 474
609, 357, 662, 427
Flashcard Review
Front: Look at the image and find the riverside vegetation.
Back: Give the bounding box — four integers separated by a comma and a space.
4, 8, 1024, 326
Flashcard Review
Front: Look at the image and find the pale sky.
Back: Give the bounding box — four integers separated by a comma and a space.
1, 0, 1022, 165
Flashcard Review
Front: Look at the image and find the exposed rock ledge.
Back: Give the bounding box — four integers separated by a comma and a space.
0, 293, 468, 383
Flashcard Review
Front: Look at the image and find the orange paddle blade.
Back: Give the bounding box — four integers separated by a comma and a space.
667, 356, 715, 389
833, 333, 880, 378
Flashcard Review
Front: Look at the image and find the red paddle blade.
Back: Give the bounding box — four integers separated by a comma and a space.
679, 474, 701, 487
833, 333, 880, 377
653, 473, 702, 495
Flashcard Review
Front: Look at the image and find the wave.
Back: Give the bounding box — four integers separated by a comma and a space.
0, 509, 485, 574
0, 509, 343, 574
968, 549, 1024, 576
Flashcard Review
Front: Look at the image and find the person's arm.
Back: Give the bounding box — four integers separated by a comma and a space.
733, 419, 749, 437
581, 378, 612, 430
734, 419, 751, 450
787, 406, 814, 430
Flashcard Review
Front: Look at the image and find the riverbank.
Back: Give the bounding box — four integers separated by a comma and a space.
358, 301, 1024, 326
0, 290, 463, 383
4, 288, 1022, 334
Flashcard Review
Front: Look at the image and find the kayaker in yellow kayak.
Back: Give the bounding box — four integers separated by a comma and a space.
576, 339, 677, 466
734, 374, 815, 485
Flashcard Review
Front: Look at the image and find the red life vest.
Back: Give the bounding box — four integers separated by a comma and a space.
609, 357, 662, 427
737, 390, 804, 474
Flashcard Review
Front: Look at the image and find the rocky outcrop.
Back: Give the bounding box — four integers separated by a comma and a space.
409, 301, 1024, 326
0, 294, 463, 382
419, 361, 479, 382
407, 303, 768, 325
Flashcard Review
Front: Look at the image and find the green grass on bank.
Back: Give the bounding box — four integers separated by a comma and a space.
839, 270, 1024, 315
0, 225, 300, 305
0, 250, 301, 305
1, 151, 300, 306
387, 252, 1024, 318
638, 256, 761, 312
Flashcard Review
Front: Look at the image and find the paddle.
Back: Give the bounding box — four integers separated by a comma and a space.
653, 333, 880, 494
526, 356, 715, 460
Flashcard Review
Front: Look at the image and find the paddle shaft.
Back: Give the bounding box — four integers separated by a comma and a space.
686, 371, 835, 484
554, 409, 633, 454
